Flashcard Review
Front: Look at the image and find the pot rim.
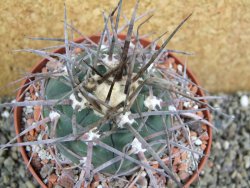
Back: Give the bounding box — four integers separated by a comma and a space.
14, 34, 212, 188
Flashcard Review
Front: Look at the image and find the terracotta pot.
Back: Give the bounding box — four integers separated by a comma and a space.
14, 35, 212, 188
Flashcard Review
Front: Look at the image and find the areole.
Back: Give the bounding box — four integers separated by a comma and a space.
14, 35, 212, 188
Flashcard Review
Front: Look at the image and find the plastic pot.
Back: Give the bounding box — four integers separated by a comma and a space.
14, 35, 212, 188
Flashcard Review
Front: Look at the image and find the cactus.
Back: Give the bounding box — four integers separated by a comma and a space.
44, 51, 172, 174
40, 7, 191, 184
40, 1, 192, 185
40, 8, 194, 186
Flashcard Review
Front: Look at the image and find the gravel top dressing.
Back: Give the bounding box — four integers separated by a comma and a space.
0, 91, 249, 188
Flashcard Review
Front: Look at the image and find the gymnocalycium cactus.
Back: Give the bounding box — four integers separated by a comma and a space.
42, 2, 193, 185
44, 13, 190, 182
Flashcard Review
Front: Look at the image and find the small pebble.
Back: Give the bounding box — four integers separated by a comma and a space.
223, 141, 230, 150
244, 156, 250, 169
178, 171, 190, 181
1, 111, 10, 119
201, 144, 206, 150
179, 163, 188, 171
240, 95, 249, 107
194, 138, 202, 146
177, 64, 183, 73
25, 181, 36, 188
3, 157, 15, 172
3, 175, 10, 184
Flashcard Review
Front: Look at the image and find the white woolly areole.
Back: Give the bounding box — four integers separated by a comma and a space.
102, 54, 119, 68
131, 138, 146, 154
117, 111, 135, 128
87, 130, 100, 141
183, 101, 191, 108
49, 111, 60, 121
101, 44, 108, 50
144, 96, 162, 111
61, 66, 69, 76
82, 128, 100, 143
168, 105, 177, 111
147, 63, 155, 72
80, 157, 87, 165
69, 93, 87, 112
240, 95, 249, 107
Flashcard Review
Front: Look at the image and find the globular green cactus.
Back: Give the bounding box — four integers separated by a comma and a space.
44, 39, 172, 174
38, 1, 195, 186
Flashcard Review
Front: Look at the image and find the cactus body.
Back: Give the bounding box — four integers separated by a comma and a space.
43, 41, 172, 174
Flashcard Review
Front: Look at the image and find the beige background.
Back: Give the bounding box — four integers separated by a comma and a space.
0, 0, 249, 97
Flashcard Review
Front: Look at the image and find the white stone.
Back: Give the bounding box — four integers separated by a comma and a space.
100, 44, 108, 50
69, 93, 87, 112
223, 141, 230, 150
37, 148, 53, 160
32, 145, 40, 153
102, 54, 119, 68
177, 64, 183, 73
215, 142, 222, 149
168, 105, 177, 112
193, 153, 200, 160
240, 95, 249, 107
26, 146, 31, 152
144, 96, 162, 111
38, 150, 47, 160
194, 138, 202, 146
117, 111, 135, 128
183, 101, 191, 108
49, 111, 60, 121
131, 138, 146, 154
1, 111, 10, 119
37, 133, 43, 141
26, 106, 33, 114
191, 136, 197, 141
244, 156, 250, 169
193, 105, 199, 109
